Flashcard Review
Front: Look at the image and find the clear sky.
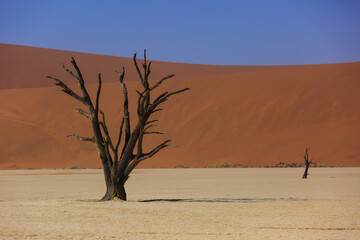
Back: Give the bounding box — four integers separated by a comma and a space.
1, 0, 359, 65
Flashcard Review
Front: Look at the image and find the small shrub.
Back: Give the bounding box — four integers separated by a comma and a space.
218, 162, 231, 168
206, 162, 232, 168
315, 163, 328, 168
174, 165, 188, 168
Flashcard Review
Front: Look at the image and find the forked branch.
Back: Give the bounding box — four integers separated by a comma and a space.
150, 75, 174, 91
124, 140, 174, 176
99, 110, 115, 153
46, 76, 84, 103
117, 68, 131, 154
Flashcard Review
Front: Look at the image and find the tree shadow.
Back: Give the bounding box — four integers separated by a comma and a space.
139, 197, 308, 203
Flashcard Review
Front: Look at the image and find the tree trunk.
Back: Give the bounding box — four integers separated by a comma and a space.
302, 147, 311, 179
114, 182, 127, 200
101, 175, 127, 201
101, 164, 128, 201
101, 183, 127, 201
302, 163, 309, 179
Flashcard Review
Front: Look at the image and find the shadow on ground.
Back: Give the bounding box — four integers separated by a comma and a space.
139, 197, 310, 203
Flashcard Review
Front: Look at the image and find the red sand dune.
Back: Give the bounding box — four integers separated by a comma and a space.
0, 44, 359, 169
0, 44, 299, 89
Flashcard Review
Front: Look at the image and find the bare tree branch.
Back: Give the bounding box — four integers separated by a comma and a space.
67, 134, 95, 143
75, 107, 91, 119
70, 57, 93, 107
115, 117, 125, 154
142, 49, 147, 80
99, 110, 115, 153
149, 88, 190, 113
133, 53, 145, 87
145, 120, 158, 126
117, 68, 131, 155
47, 76, 84, 103
146, 61, 152, 79
70, 57, 85, 86
152, 109, 163, 114
115, 67, 125, 83
124, 140, 173, 176
62, 63, 80, 83
144, 124, 158, 131
144, 131, 164, 135
152, 92, 168, 105
136, 90, 143, 97
104, 142, 113, 167
163, 88, 190, 101
139, 90, 150, 114
95, 73, 102, 114
140, 140, 173, 160
150, 75, 175, 91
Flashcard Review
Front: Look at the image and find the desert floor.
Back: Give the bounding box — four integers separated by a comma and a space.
0, 168, 359, 240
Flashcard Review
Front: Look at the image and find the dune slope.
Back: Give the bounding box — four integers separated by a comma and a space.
0, 43, 298, 89
0, 44, 359, 168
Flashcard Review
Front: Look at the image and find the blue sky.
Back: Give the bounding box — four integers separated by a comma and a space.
1, 0, 359, 65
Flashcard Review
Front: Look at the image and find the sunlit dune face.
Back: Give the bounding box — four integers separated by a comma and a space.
0, 44, 359, 169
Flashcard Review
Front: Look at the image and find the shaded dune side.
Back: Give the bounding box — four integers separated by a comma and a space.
1, 43, 303, 89
0, 61, 359, 169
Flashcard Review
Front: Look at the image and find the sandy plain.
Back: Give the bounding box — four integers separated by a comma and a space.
0, 168, 359, 239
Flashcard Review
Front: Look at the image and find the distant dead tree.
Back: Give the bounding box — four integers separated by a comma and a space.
302, 147, 312, 179
47, 51, 189, 200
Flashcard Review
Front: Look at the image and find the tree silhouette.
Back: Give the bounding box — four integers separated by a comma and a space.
302, 147, 312, 179
48, 51, 189, 200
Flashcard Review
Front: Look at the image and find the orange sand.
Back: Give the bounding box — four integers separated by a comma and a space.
0, 44, 359, 169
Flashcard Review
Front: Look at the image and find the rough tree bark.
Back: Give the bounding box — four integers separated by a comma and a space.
48, 50, 189, 200
302, 147, 312, 179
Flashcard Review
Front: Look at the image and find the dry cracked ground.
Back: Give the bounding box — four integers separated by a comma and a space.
0, 168, 359, 239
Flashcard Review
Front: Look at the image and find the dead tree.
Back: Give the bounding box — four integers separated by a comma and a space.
47, 51, 189, 200
302, 147, 312, 179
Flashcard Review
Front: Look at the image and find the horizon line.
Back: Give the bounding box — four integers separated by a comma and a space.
2, 42, 360, 67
